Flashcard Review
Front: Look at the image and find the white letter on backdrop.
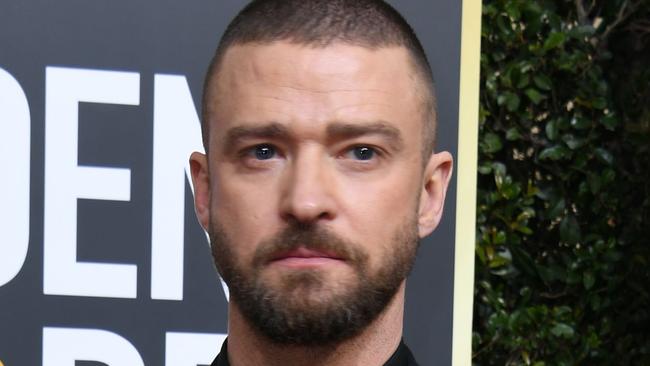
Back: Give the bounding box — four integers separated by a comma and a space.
151, 74, 206, 300
165, 332, 227, 366
43, 327, 144, 366
0, 68, 30, 287
44, 67, 139, 298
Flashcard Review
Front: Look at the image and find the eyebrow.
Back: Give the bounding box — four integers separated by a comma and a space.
222, 123, 290, 152
326, 122, 404, 150
222, 121, 404, 151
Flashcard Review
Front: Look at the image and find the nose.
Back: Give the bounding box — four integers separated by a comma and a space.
279, 152, 337, 224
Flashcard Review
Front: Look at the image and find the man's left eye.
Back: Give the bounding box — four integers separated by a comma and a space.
349, 146, 376, 161
248, 144, 276, 160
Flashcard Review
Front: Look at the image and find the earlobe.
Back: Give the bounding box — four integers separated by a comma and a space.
418, 151, 453, 238
189, 151, 211, 231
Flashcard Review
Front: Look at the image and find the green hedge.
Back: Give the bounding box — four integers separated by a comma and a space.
473, 0, 650, 365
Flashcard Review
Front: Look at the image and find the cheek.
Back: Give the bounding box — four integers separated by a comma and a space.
210, 170, 281, 259
337, 169, 420, 259
343, 166, 419, 217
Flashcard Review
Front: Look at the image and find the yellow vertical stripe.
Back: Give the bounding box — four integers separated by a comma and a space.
452, 0, 482, 365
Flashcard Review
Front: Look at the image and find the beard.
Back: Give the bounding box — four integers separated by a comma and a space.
208, 219, 419, 346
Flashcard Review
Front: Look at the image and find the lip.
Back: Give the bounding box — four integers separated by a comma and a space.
269, 247, 345, 268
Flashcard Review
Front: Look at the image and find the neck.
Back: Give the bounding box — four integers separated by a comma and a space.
226, 282, 406, 366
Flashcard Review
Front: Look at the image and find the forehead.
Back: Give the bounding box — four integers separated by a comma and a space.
206, 42, 424, 143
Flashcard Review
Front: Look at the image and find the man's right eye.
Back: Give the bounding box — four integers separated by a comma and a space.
252, 144, 276, 160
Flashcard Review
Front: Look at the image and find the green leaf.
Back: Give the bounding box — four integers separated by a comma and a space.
507, 94, 520, 111
587, 173, 602, 194
499, 176, 520, 199
590, 293, 602, 311
583, 271, 596, 290
592, 97, 607, 109
492, 162, 507, 177
517, 207, 536, 221
543, 32, 566, 51
554, 306, 572, 316
489, 247, 512, 268
539, 145, 569, 160
600, 114, 618, 130
551, 323, 575, 338
478, 163, 492, 174
533, 74, 553, 90
519, 61, 533, 74
516, 74, 530, 89
515, 225, 533, 235
496, 15, 512, 37
512, 246, 538, 278
494, 231, 507, 245
522, 2, 542, 17
595, 147, 614, 165
567, 268, 582, 285
570, 116, 592, 130
570, 25, 596, 37
485, 74, 497, 92
548, 198, 566, 218
506, 127, 522, 141
492, 51, 506, 62
601, 168, 616, 183
500, 69, 513, 89
562, 134, 585, 150
546, 119, 559, 140
505, 2, 521, 20
560, 215, 581, 244
483, 132, 503, 153
499, 92, 521, 111
476, 245, 487, 264
525, 88, 545, 104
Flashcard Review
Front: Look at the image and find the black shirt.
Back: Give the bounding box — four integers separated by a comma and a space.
210, 338, 419, 366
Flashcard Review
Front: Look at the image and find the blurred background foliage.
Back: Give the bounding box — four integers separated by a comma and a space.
473, 0, 650, 364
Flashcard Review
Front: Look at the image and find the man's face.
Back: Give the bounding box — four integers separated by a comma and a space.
191, 42, 452, 344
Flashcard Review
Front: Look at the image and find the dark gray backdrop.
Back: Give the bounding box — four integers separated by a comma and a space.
0, 1, 460, 365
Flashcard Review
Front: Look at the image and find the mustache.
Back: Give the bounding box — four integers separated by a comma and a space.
252, 224, 368, 268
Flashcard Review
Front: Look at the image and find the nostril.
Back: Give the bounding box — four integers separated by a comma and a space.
317, 211, 332, 220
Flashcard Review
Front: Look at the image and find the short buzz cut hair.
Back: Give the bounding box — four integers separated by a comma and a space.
201, 0, 437, 158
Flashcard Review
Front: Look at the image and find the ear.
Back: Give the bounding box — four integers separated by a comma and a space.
418, 151, 453, 238
189, 151, 211, 231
